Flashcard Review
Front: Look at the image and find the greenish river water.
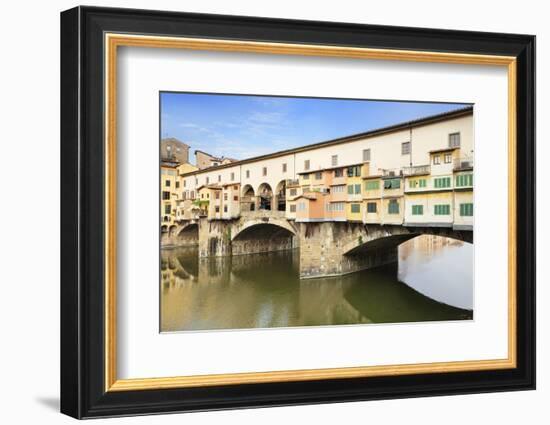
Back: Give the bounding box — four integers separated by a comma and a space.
161, 235, 473, 332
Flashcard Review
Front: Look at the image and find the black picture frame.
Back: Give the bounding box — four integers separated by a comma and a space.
60, 5, 536, 419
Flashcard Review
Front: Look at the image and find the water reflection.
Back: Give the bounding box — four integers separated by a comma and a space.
398, 235, 473, 310
161, 235, 473, 332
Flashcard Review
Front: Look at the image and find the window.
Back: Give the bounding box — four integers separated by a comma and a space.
298, 202, 306, 212
329, 202, 345, 212
282, 163, 287, 173
434, 204, 451, 215
334, 168, 344, 178
384, 178, 401, 189
234, 185, 238, 190
223, 205, 228, 213
224, 193, 228, 201
215, 192, 220, 199
315, 172, 322, 180
206, 177, 209, 184
460, 203, 474, 216
434, 177, 451, 188
354, 184, 361, 194
289, 204, 296, 213
347, 165, 361, 177
190, 191, 194, 199
290, 188, 297, 196
332, 185, 344, 193
433, 155, 441, 165
230, 172, 235, 181
444, 153, 452, 164
412, 205, 424, 215
367, 202, 377, 213
302, 173, 309, 180
175, 181, 180, 188
164, 204, 171, 214
402, 142, 411, 155
304, 160, 310, 170
165, 180, 170, 187
195, 177, 198, 185
183, 180, 187, 187
388, 199, 399, 214
331, 155, 338, 166
262, 167, 267, 176
409, 178, 427, 189
246, 170, 250, 178
233, 196, 238, 201
365, 180, 379, 190
350, 203, 361, 214
456, 173, 473, 187
215, 206, 220, 213
449, 132, 461, 148
217, 175, 221, 182
162, 191, 170, 200
347, 185, 354, 195
363, 149, 371, 162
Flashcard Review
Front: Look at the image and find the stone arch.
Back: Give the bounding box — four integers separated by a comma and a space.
274, 180, 287, 212
161, 225, 168, 233
176, 222, 199, 246
241, 184, 255, 212
232, 218, 297, 241
168, 225, 177, 237
256, 183, 273, 210
342, 225, 472, 257
231, 220, 297, 256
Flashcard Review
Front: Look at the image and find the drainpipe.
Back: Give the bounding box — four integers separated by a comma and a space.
409, 127, 413, 168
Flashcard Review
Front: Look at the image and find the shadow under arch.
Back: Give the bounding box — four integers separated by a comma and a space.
231, 222, 297, 256
344, 228, 473, 257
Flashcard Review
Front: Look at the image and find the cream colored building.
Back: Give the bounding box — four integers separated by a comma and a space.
177, 107, 474, 231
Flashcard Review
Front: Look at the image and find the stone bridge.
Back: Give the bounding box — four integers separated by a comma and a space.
164, 214, 472, 279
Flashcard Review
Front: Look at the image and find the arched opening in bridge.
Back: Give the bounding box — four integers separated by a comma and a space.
257, 183, 273, 211
232, 223, 296, 256
177, 223, 199, 246
161, 225, 168, 234
275, 180, 286, 212
168, 225, 177, 237
241, 185, 255, 212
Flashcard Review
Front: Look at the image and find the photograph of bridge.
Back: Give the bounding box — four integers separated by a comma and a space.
159, 93, 474, 332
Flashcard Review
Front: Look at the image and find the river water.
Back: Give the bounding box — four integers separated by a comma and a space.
160, 235, 473, 332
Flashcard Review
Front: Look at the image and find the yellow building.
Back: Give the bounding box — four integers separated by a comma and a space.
380, 175, 404, 225
362, 175, 383, 224
160, 161, 180, 230
345, 164, 363, 222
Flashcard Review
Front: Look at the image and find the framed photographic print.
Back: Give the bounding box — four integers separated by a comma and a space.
60, 6, 536, 419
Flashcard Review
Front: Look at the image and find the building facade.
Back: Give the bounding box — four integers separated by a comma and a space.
171, 107, 474, 231
160, 137, 190, 163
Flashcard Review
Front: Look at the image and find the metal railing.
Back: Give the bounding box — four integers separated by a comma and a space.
454, 157, 474, 170
401, 165, 431, 176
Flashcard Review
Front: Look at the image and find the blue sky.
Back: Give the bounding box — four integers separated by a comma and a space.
160, 92, 468, 164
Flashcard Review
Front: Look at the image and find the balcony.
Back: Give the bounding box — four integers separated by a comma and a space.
454, 157, 474, 171
382, 169, 402, 178
402, 165, 431, 176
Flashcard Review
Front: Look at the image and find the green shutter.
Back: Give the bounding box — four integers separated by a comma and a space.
347, 185, 353, 194
460, 203, 473, 216
355, 184, 361, 194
